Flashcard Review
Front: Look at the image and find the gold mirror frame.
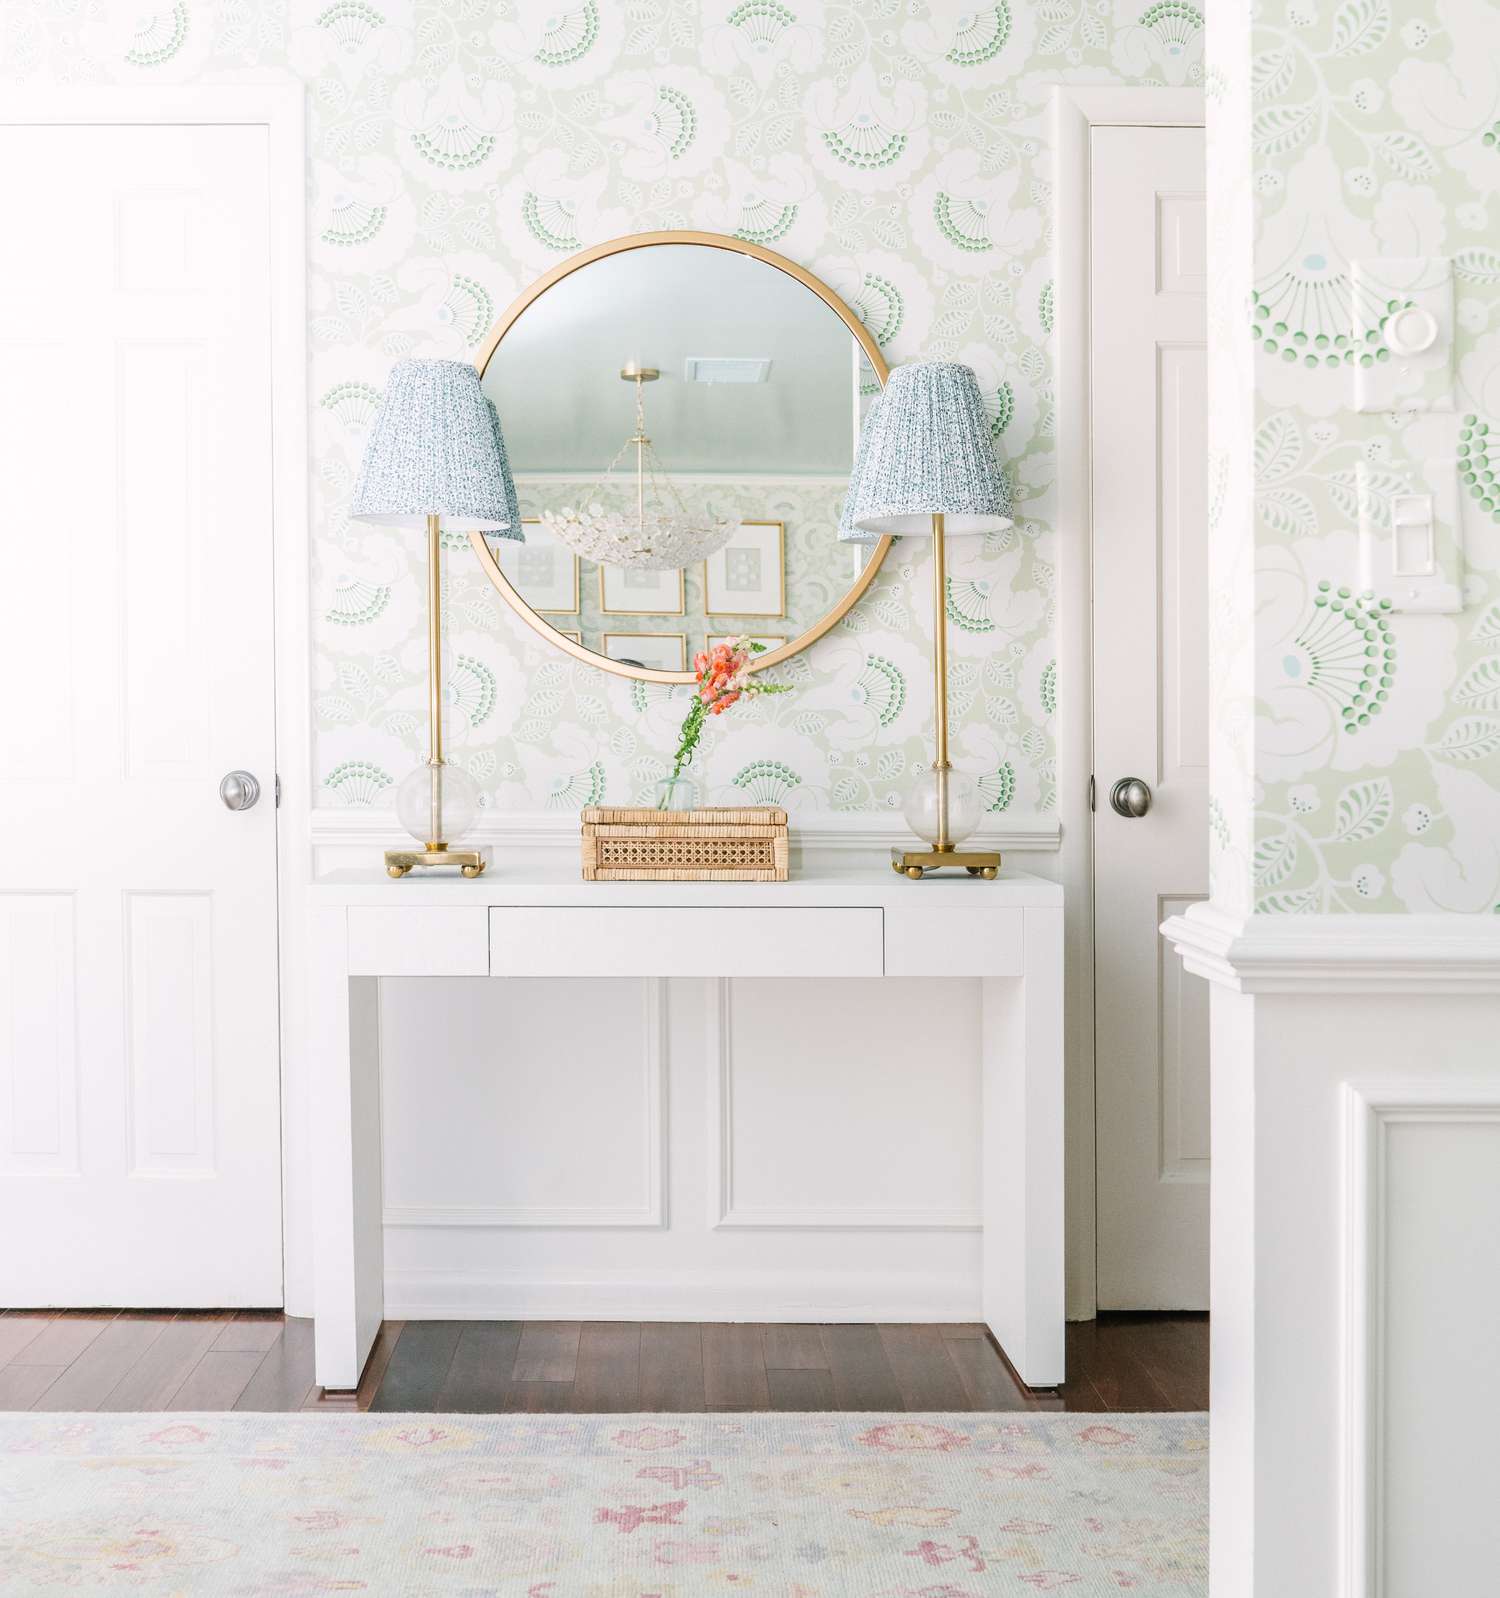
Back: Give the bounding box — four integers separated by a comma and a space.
468, 230, 892, 685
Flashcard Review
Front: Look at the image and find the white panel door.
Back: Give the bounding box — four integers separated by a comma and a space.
1091, 125, 1210, 1310
0, 124, 283, 1306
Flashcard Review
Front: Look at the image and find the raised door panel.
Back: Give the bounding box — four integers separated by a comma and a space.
119, 343, 216, 782
124, 893, 215, 1176
0, 894, 79, 1175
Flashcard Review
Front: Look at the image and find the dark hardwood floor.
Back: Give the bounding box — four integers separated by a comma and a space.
0, 1310, 1207, 1413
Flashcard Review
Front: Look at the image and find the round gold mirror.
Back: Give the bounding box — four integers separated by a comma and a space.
469, 231, 891, 684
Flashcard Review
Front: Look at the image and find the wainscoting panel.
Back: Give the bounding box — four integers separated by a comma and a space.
709, 977, 983, 1229
379, 976, 663, 1228
378, 974, 983, 1320
1343, 1087, 1500, 1596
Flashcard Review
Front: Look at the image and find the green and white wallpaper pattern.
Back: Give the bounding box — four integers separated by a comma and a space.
1236, 0, 1500, 911
3, 0, 1205, 828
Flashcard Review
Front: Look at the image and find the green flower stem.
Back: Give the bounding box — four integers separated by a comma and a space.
670, 699, 706, 785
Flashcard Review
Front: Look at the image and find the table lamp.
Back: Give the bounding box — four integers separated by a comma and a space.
351, 359, 522, 878
846, 360, 1014, 879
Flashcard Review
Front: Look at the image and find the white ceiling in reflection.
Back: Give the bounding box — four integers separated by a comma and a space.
481, 243, 864, 478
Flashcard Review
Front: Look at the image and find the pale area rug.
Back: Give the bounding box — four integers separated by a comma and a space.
0, 1411, 1207, 1594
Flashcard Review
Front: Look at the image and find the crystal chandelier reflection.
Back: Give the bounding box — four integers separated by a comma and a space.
541, 363, 737, 571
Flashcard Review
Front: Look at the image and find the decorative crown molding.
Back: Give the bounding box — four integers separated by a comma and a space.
1161, 901, 1500, 994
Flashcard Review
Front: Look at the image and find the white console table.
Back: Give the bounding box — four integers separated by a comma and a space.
307, 866, 1064, 1391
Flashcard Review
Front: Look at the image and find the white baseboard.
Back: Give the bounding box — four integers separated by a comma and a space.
381, 1266, 982, 1323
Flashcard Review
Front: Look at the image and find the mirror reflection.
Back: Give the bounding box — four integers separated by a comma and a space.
476, 239, 885, 678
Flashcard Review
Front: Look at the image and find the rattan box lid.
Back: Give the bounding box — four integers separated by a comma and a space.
582, 806, 788, 827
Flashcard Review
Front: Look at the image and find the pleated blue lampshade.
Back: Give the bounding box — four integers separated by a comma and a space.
836, 393, 883, 546
486, 399, 523, 541
352, 358, 522, 538
847, 360, 1013, 538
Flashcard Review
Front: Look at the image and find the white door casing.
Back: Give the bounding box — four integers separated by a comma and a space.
1090, 124, 1211, 1310
0, 118, 286, 1306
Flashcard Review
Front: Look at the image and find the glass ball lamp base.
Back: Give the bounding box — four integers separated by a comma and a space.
893, 763, 1000, 880
385, 761, 488, 877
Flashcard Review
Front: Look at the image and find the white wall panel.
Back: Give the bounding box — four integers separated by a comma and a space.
380, 976, 663, 1227
1346, 1094, 1500, 1595
711, 977, 982, 1228
0, 894, 78, 1173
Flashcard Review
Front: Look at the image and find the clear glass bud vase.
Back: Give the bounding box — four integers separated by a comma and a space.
654, 774, 699, 812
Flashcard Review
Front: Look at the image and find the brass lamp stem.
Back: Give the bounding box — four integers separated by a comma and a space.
426, 512, 445, 850
889, 510, 999, 880
932, 511, 952, 851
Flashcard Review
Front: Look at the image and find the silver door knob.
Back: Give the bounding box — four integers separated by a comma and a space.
219, 770, 261, 811
1109, 777, 1152, 818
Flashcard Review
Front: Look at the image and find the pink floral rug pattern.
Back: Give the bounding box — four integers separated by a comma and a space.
0, 1410, 1206, 1594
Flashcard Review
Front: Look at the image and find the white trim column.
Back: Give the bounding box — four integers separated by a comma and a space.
1162, 906, 1500, 1595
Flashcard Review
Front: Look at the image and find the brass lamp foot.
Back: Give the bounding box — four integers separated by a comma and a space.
385, 847, 488, 879
891, 846, 1001, 881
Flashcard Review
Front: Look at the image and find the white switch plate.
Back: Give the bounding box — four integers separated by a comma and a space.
1357, 460, 1463, 612
1352, 256, 1455, 413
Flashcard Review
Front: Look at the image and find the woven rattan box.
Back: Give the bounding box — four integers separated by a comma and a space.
580, 806, 789, 882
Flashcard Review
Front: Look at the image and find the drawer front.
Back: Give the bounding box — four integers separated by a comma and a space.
347, 907, 490, 976
883, 906, 1024, 977
490, 907, 883, 978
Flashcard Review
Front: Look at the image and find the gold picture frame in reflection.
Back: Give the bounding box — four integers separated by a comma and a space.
707, 633, 786, 654
704, 521, 786, 618
599, 562, 686, 616
493, 519, 579, 614
602, 632, 687, 672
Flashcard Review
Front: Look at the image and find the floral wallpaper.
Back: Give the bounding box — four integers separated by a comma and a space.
1232, 0, 1500, 911
1, 0, 1208, 827
15, 0, 1482, 910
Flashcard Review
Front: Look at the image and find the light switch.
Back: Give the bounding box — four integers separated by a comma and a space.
1389, 494, 1436, 577
1358, 463, 1463, 612
1352, 257, 1454, 413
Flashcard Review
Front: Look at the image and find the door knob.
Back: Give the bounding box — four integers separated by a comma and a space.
1109, 777, 1152, 818
219, 770, 261, 811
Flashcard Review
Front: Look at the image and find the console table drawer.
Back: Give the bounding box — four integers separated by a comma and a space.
489, 907, 883, 977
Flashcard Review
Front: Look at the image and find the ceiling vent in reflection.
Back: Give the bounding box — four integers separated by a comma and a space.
683, 356, 772, 384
